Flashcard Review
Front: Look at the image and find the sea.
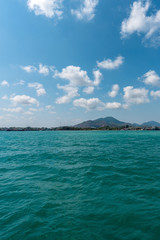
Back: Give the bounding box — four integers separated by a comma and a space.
0, 131, 160, 240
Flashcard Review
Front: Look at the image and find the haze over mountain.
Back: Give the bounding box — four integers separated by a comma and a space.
142, 121, 160, 127
74, 117, 160, 128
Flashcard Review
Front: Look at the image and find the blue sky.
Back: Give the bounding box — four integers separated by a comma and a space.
1, 0, 160, 127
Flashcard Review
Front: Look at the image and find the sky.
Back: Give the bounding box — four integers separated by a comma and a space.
1, 0, 160, 127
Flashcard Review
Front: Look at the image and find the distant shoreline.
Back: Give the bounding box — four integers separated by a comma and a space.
0, 126, 160, 131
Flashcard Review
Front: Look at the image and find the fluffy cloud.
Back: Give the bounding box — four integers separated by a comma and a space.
93, 70, 102, 86
123, 86, 149, 105
38, 64, 49, 75
71, 0, 99, 21
28, 82, 46, 96
97, 56, 124, 70
55, 65, 94, 86
1, 80, 9, 87
105, 102, 122, 109
108, 84, 120, 98
141, 70, 160, 86
27, 0, 63, 19
121, 0, 160, 45
54, 66, 102, 103
83, 86, 94, 94
56, 84, 79, 104
21, 65, 37, 73
73, 98, 104, 110
21, 64, 50, 75
73, 98, 122, 111
10, 95, 39, 106
150, 90, 160, 99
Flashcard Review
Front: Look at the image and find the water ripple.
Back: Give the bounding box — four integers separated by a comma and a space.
0, 131, 160, 240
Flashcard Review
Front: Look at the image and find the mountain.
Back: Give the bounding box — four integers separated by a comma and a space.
74, 117, 131, 128
141, 121, 160, 127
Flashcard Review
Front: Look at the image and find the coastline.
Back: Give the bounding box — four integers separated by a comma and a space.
0, 126, 160, 131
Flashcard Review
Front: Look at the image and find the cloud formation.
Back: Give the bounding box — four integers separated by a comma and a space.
1, 80, 9, 87
21, 65, 37, 73
54, 65, 102, 103
28, 82, 46, 96
150, 90, 160, 99
56, 84, 79, 104
105, 102, 122, 109
121, 0, 160, 46
141, 70, 160, 86
21, 64, 50, 75
10, 95, 39, 106
54, 65, 100, 87
73, 97, 104, 110
108, 84, 120, 98
73, 98, 122, 111
27, 0, 63, 19
97, 56, 124, 70
123, 86, 149, 105
38, 64, 49, 75
71, 0, 99, 21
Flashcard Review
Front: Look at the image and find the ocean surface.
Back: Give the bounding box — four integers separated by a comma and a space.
0, 131, 160, 240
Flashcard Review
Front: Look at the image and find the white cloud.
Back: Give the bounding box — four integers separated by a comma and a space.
82, 69, 102, 94
71, 0, 99, 21
123, 86, 149, 105
2, 95, 8, 100
38, 64, 49, 75
108, 84, 120, 98
21, 64, 51, 75
150, 90, 160, 99
141, 70, 160, 86
105, 102, 122, 109
93, 70, 102, 86
28, 82, 46, 96
73, 97, 104, 110
27, 0, 63, 19
121, 0, 160, 45
83, 86, 94, 94
2, 107, 23, 113
56, 84, 79, 104
73, 97, 122, 111
97, 56, 124, 70
21, 65, 37, 73
1, 80, 9, 87
54, 66, 102, 103
10, 95, 39, 106
54, 66, 102, 87
54, 65, 93, 86
37, 88, 46, 96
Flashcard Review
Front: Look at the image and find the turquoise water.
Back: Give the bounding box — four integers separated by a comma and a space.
0, 131, 160, 240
